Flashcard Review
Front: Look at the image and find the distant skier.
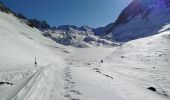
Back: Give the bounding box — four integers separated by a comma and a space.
35, 57, 37, 67
101, 60, 103, 63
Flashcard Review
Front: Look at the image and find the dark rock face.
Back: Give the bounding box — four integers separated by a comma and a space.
0, 2, 14, 14
27, 19, 50, 29
56, 25, 93, 32
0, 2, 50, 30
0, 82, 13, 85
17, 13, 27, 20
93, 27, 106, 36
57, 25, 79, 31
147, 87, 157, 91
164, 0, 170, 6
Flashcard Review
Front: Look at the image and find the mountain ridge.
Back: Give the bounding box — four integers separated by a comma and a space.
1, 0, 170, 44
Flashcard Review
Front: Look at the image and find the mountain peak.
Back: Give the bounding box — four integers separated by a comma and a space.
56, 25, 93, 32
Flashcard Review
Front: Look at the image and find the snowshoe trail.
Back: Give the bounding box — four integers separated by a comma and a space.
64, 59, 82, 100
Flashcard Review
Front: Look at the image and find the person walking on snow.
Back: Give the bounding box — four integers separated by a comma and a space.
101, 60, 103, 63
35, 57, 37, 67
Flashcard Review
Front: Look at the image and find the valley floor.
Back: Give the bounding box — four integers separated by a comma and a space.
0, 47, 170, 100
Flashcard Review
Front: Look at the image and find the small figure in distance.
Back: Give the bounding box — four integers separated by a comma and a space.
35, 57, 37, 67
101, 60, 103, 63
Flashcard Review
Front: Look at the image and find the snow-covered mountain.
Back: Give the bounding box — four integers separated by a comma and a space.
43, 26, 119, 48
98, 0, 170, 42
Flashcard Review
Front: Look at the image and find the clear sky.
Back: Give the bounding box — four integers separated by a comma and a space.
1, 0, 132, 28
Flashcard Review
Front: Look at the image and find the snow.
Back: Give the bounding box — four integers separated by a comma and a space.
0, 5, 170, 100
103, 25, 170, 99
63, 45, 170, 100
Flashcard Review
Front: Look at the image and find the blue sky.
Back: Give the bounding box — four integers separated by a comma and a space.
1, 0, 132, 28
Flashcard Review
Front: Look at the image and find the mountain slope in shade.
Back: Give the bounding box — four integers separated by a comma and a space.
99, 0, 170, 42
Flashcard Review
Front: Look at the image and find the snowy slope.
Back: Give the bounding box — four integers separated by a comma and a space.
63, 46, 170, 100
104, 24, 170, 98
110, 24, 170, 67
0, 11, 67, 71
0, 10, 72, 100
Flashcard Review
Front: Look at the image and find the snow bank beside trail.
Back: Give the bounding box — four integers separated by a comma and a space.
0, 11, 66, 71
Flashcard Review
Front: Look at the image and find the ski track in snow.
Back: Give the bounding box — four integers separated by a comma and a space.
12, 64, 66, 100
